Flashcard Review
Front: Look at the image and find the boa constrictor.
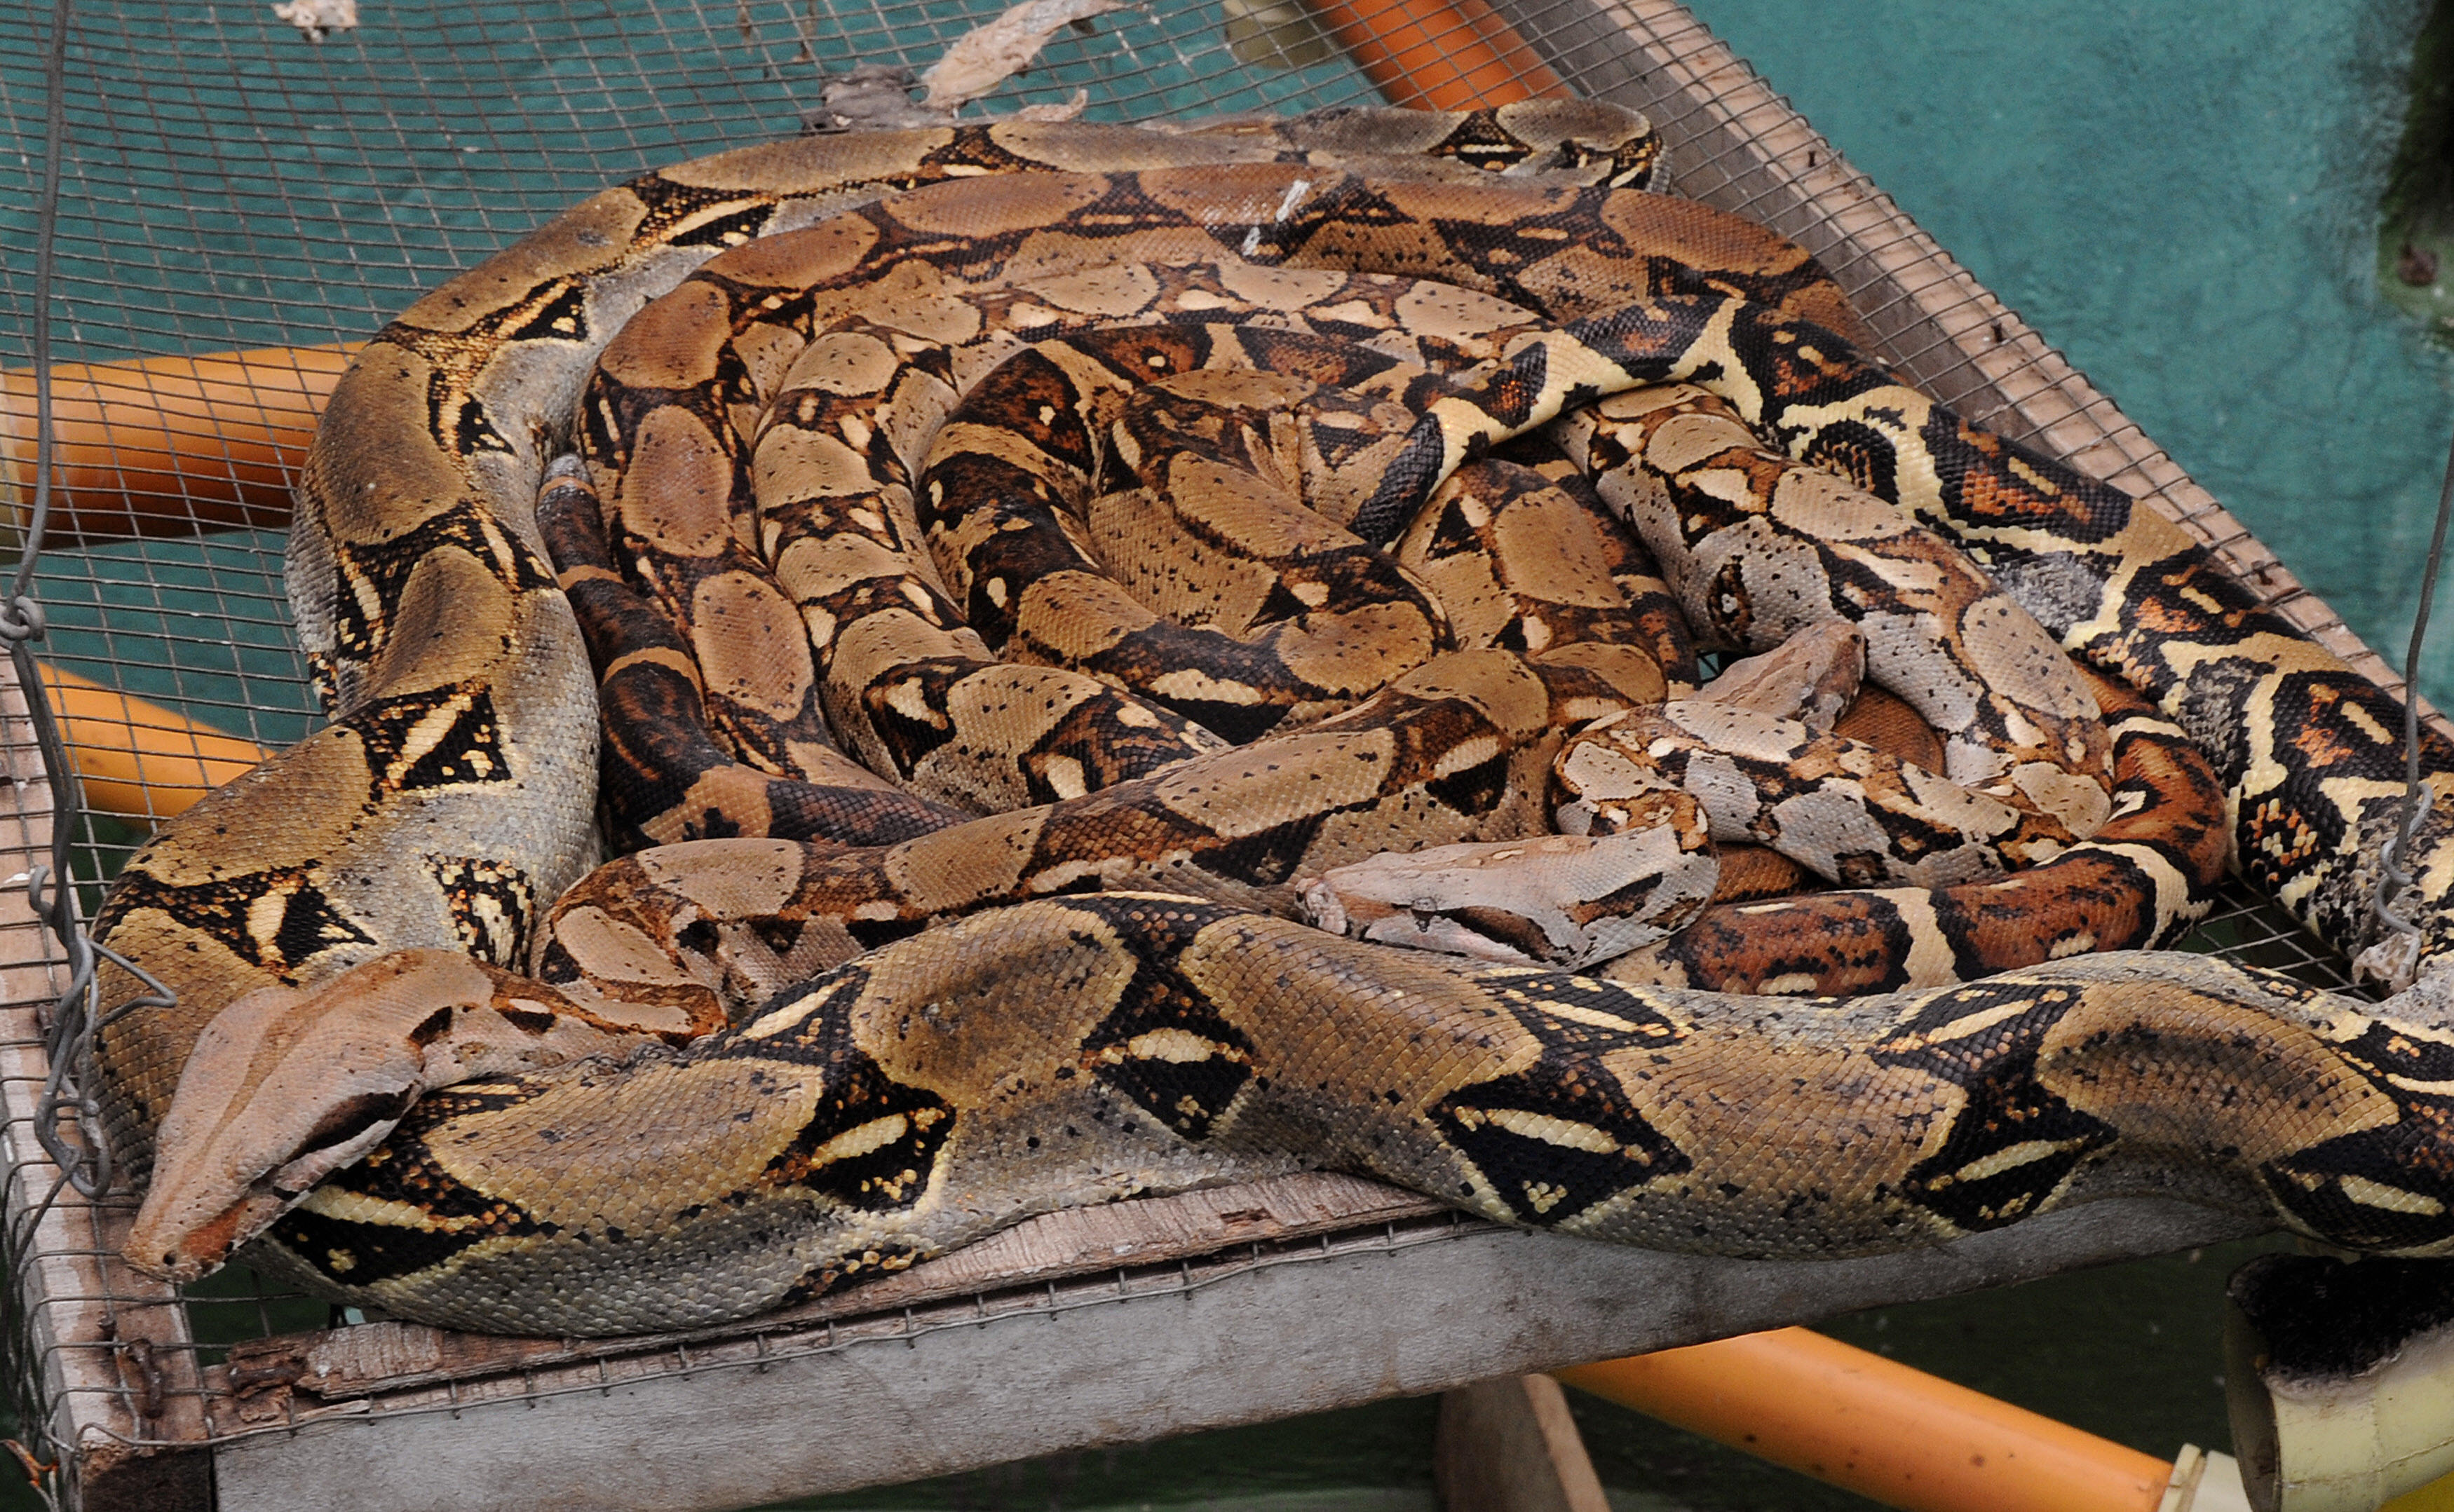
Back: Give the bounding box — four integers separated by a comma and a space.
91, 103, 2454, 1337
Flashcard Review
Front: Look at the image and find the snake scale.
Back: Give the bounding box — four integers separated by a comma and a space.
87, 103, 2454, 1337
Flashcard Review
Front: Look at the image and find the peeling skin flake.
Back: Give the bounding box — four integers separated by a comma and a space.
272, 0, 356, 40
920, 0, 1132, 109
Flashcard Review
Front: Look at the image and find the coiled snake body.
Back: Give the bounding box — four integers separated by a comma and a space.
90, 104, 2454, 1336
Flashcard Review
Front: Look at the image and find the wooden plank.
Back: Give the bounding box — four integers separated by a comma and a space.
206, 1195, 2249, 1512
1435, 1375, 1610, 1512
0, 655, 213, 1508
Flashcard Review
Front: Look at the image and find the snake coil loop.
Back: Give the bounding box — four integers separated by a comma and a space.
81, 107, 2454, 1336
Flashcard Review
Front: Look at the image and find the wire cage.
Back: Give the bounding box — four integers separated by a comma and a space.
0, 0, 2433, 1506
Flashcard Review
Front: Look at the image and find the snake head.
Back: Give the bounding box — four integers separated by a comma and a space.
123, 949, 613, 1284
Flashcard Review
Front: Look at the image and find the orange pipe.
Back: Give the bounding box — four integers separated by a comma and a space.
1555, 1328, 2171, 1512
36, 663, 268, 819
1305, 0, 1564, 109
0, 343, 354, 543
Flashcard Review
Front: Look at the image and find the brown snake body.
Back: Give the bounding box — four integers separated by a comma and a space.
90, 104, 2454, 1336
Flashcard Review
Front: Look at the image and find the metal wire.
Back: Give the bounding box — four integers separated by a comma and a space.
0, 2, 115, 1497
12, 0, 135, 1213
2375, 418, 2454, 945
0, 0, 2436, 1501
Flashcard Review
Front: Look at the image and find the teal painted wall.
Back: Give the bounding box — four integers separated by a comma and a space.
1685, 0, 2454, 695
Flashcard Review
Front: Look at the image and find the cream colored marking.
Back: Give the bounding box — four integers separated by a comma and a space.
1765, 467, 1901, 542
1042, 756, 1089, 801
1883, 890, 1970, 988
1309, 299, 1385, 328
805, 1113, 911, 1170
1475, 1107, 1620, 1154
1527, 999, 1651, 1035
883, 678, 947, 727
942, 663, 1096, 733
295, 1185, 468, 1230
1118, 1028, 1220, 1063
2010, 761, 2113, 837
1899, 995, 2049, 1049
745, 977, 853, 1040
2340, 701, 2394, 747
1522, 1182, 1571, 1215
1208, 261, 1353, 309
388, 695, 481, 781
1021, 857, 1111, 895
1148, 668, 1266, 706
245, 888, 294, 955
1946, 1140, 2077, 1186
2336, 1175, 2446, 1216
1389, 278, 1540, 346
1430, 735, 1504, 779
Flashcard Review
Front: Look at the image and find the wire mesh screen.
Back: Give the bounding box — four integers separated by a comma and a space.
0, 0, 1397, 838
0, 0, 2413, 1505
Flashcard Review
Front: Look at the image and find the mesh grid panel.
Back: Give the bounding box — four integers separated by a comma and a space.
0, 0, 2413, 1504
